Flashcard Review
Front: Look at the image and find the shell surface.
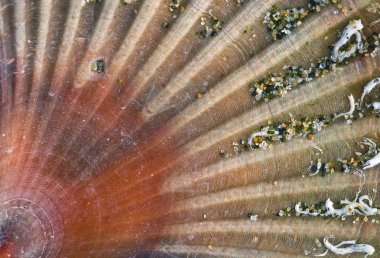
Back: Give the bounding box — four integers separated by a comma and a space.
0, 0, 380, 257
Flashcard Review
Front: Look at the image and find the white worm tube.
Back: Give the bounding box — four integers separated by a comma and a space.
311, 143, 323, 154
324, 194, 377, 217
331, 20, 364, 63
361, 138, 377, 150
247, 127, 269, 149
368, 102, 380, 112
325, 198, 346, 217
363, 152, 380, 170
295, 202, 319, 216
358, 195, 378, 216
335, 94, 355, 119
308, 160, 322, 176
315, 235, 375, 257
359, 77, 380, 108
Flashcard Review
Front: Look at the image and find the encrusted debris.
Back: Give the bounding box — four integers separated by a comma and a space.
197, 12, 224, 38
90, 59, 105, 73
264, 1, 340, 41
161, 22, 170, 30
248, 213, 258, 221
243, 114, 330, 151
309, 138, 380, 176
169, 0, 185, 19
161, 0, 185, 29
279, 190, 378, 219
250, 20, 379, 103
234, 76, 380, 157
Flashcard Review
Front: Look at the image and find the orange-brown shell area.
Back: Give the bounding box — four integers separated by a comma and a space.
1, 0, 380, 257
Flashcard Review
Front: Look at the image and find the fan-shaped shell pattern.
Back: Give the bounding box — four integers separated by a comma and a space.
0, 0, 380, 257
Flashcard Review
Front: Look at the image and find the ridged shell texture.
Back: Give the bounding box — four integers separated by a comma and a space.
0, 0, 380, 257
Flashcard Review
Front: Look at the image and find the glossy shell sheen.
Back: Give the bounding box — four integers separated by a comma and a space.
0, 0, 380, 257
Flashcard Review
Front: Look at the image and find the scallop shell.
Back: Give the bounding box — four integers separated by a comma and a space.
0, 0, 380, 257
